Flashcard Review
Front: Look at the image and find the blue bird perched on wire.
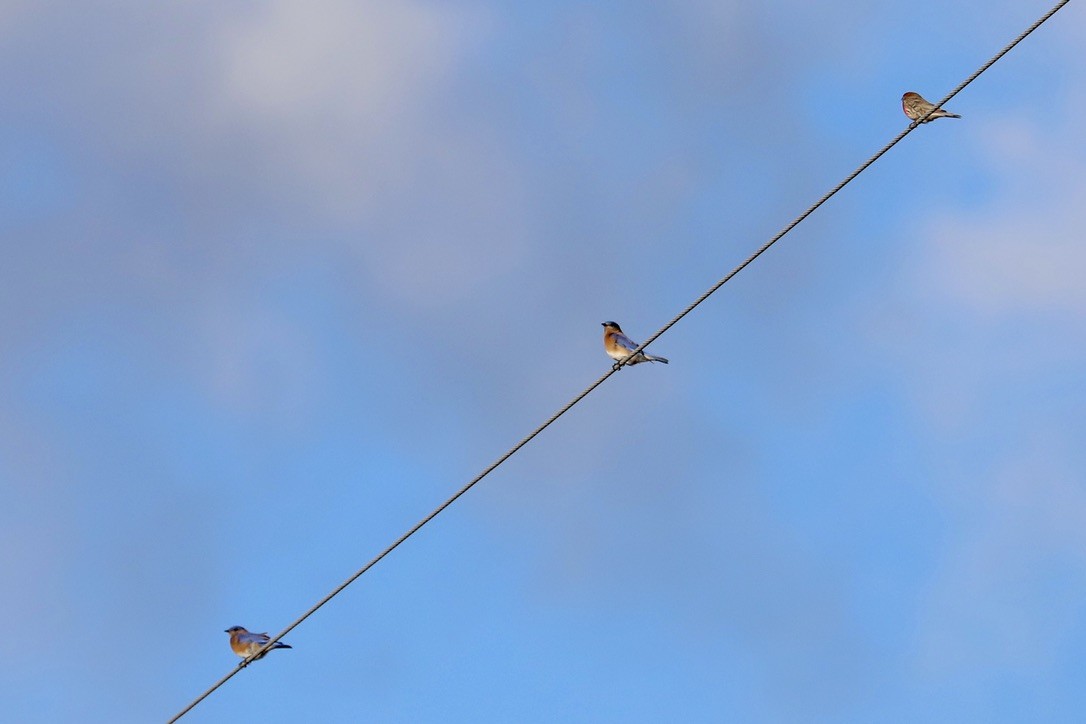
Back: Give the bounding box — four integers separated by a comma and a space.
602, 321, 668, 369
224, 626, 292, 664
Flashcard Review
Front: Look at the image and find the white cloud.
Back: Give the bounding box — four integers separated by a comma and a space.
220, 0, 458, 119
925, 186, 1086, 315
213, 0, 487, 217
209, 1, 538, 307
921, 109, 1086, 315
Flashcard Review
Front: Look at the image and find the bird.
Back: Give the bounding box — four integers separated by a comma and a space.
901, 91, 961, 123
602, 321, 668, 368
224, 626, 292, 664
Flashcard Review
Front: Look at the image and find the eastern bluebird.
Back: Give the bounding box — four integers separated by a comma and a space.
225, 626, 292, 664
901, 92, 961, 123
602, 321, 668, 369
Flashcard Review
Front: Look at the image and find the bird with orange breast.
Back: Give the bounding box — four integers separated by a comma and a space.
224, 626, 292, 665
901, 91, 961, 124
602, 321, 668, 369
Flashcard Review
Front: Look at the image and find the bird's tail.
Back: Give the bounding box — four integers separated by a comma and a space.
274, 642, 293, 649
645, 354, 669, 364
937, 110, 962, 119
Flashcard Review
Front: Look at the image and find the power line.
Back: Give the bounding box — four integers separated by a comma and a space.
167, 1, 1071, 720
625, 0, 1073, 361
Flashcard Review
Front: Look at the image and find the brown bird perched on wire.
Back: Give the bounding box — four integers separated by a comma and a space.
224, 626, 292, 664
602, 321, 668, 369
902, 91, 961, 123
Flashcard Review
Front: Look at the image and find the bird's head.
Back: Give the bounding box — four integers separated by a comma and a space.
601, 321, 621, 331
224, 626, 248, 634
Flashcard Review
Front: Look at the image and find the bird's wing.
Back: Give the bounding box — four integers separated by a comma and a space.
240, 632, 271, 645
614, 333, 640, 352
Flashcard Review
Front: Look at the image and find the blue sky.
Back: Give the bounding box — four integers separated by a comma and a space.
2, 1, 1084, 721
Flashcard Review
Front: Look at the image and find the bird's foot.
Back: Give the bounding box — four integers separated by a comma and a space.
612, 362, 622, 372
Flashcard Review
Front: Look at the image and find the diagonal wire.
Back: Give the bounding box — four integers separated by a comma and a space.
168, 1, 1071, 720
623, 0, 1073, 361
166, 366, 622, 723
